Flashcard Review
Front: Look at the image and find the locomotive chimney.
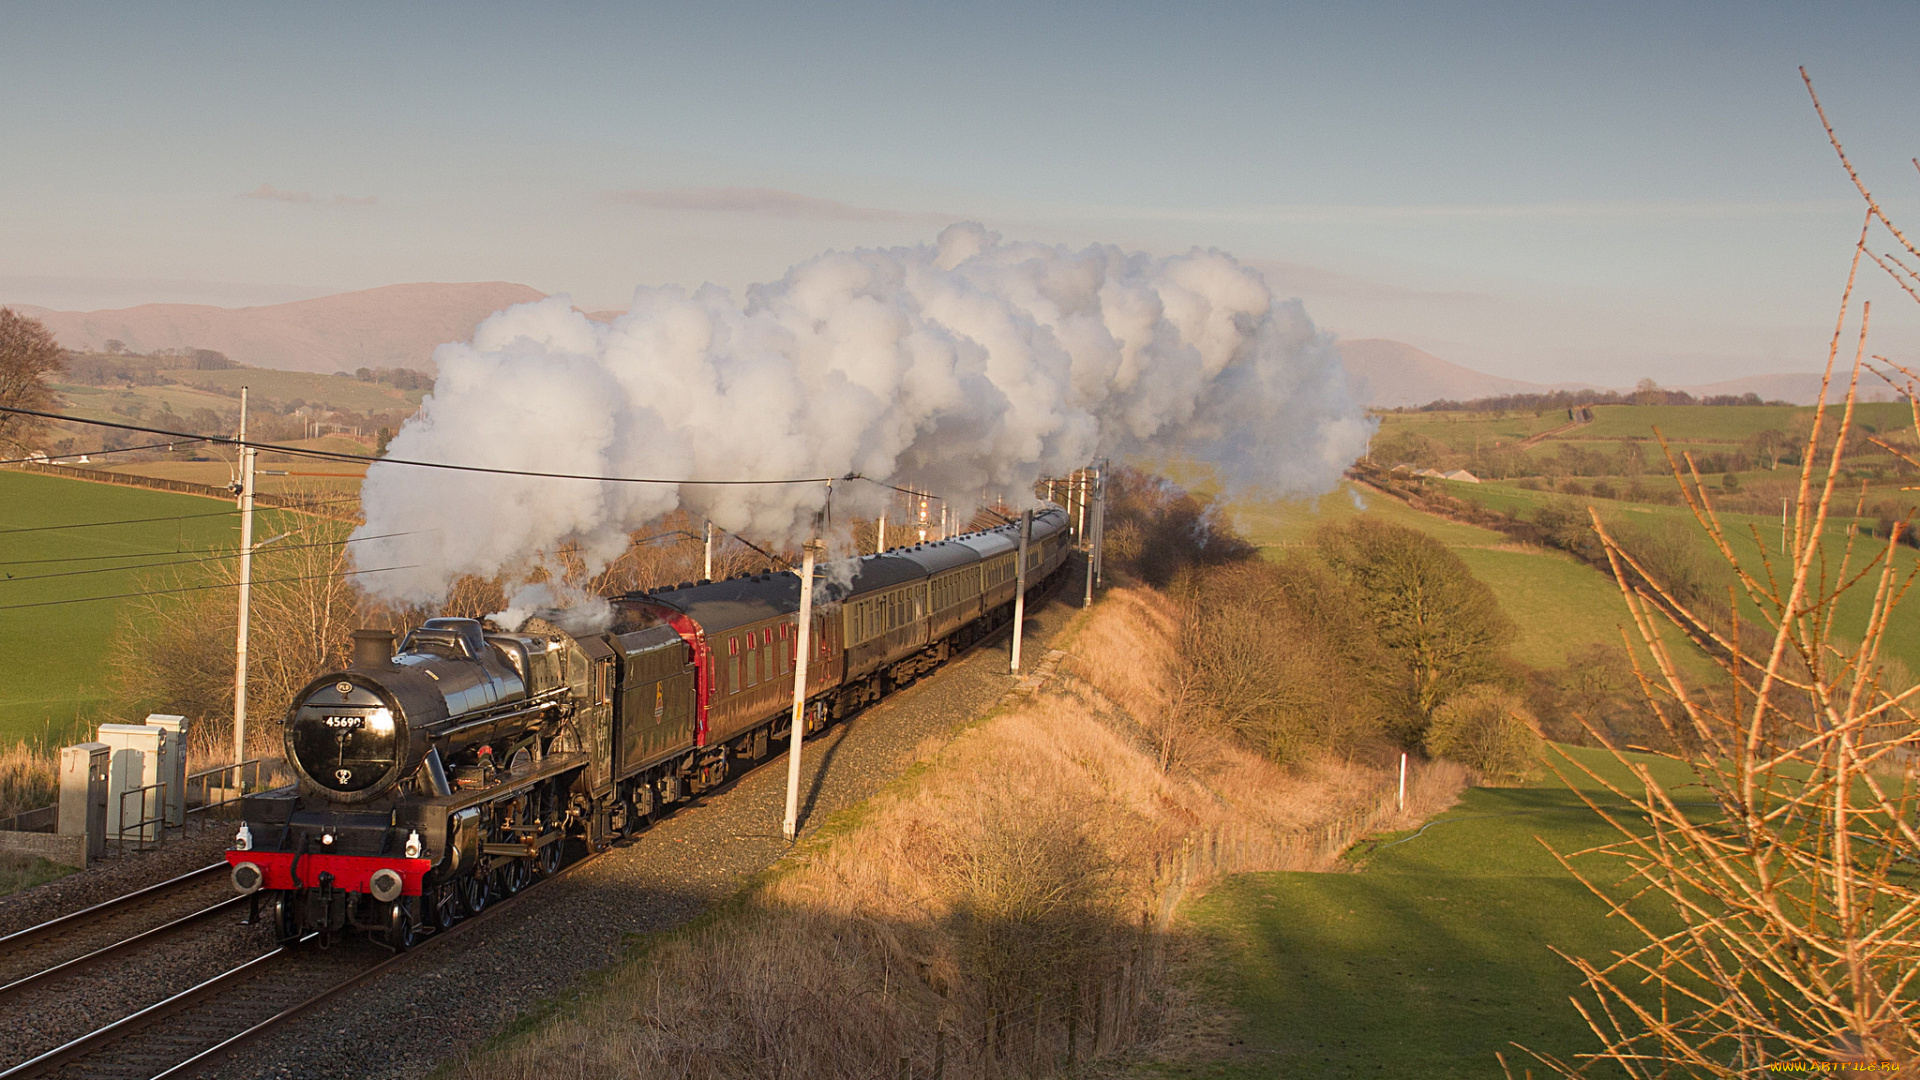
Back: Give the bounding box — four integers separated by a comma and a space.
352, 629, 396, 668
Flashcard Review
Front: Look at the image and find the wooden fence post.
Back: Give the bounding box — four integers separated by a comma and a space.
1067, 980, 1080, 1070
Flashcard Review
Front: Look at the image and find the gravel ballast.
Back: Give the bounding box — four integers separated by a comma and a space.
212, 580, 1083, 1080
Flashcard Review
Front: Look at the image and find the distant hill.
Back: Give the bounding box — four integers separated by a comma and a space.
1335, 339, 1595, 408
5, 284, 1868, 408
1335, 337, 1873, 408
9, 282, 544, 374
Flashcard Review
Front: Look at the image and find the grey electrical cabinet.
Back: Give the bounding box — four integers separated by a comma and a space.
58, 742, 109, 864
145, 715, 189, 827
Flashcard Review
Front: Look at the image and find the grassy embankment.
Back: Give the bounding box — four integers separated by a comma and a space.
1124, 480, 1698, 1077
1176, 744, 1691, 1079
448, 586, 1465, 1080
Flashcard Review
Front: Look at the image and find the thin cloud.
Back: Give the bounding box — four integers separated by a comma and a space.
238, 183, 313, 204
608, 186, 949, 224
235, 183, 377, 207
1058, 198, 1857, 226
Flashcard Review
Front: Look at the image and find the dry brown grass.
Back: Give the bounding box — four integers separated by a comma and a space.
0, 741, 57, 821
454, 586, 1466, 1080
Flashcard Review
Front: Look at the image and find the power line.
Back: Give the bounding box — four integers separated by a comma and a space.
0, 531, 411, 584
0, 497, 358, 536
0, 437, 218, 467
0, 564, 417, 612
1, 407, 841, 486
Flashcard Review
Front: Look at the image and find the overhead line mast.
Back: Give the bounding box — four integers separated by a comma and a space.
233, 387, 256, 766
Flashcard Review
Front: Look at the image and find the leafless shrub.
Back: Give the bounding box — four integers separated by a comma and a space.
1424, 684, 1541, 783
1520, 76, 1920, 1075
109, 508, 359, 765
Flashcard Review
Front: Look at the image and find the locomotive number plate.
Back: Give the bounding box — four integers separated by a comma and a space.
322, 715, 366, 730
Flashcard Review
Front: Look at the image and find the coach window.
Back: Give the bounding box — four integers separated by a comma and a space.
746, 632, 759, 687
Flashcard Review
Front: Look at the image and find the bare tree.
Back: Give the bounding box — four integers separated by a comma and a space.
0, 308, 65, 454
1521, 75, 1920, 1075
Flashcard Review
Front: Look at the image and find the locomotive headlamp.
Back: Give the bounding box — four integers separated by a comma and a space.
234, 823, 252, 851
232, 861, 263, 894
404, 830, 422, 859
321, 832, 335, 846
367, 708, 394, 734
369, 868, 404, 903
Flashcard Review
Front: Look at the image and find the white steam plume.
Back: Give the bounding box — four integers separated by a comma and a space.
351, 224, 1372, 607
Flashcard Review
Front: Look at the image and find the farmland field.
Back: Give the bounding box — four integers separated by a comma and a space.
1177, 745, 1690, 1079
1233, 483, 1660, 671
1446, 478, 1920, 677
0, 471, 311, 745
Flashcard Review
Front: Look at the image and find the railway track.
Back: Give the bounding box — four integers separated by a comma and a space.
0, 865, 233, 996
0, 846, 602, 1080
0, 574, 1068, 1079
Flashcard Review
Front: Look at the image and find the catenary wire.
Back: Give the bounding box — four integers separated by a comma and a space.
0, 407, 842, 486
0, 437, 217, 466
0, 531, 412, 584
0, 498, 358, 536
0, 565, 417, 611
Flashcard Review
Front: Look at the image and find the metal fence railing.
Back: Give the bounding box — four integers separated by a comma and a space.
187, 759, 264, 818
116, 782, 166, 854
0, 804, 57, 833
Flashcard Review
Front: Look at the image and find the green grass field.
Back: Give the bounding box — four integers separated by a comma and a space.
1449, 480, 1920, 677
0, 471, 286, 744
1175, 745, 1692, 1079
174, 367, 424, 410
1233, 484, 1651, 670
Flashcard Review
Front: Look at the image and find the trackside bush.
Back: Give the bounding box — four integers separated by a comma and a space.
1425, 685, 1541, 782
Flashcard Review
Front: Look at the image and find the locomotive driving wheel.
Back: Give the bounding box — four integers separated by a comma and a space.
498, 856, 531, 896
536, 837, 561, 877
459, 869, 490, 915
428, 880, 459, 930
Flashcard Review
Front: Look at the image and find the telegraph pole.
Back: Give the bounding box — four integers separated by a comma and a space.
1010, 509, 1031, 674
877, 513, 886, 553
782, 539, 823, 840
233, 387, 256, 765
1075, 470, 1088, 542
1092, 463, 1106, 588
703, 520, 713, 581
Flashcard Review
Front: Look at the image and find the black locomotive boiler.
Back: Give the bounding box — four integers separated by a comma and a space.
226, 509, 1072, 947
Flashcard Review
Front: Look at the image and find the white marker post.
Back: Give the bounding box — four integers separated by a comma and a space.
781, 540, 823, 840
1010, 509, 1031, 674
232, 387, 256, 766
1398, 752, 1408, 812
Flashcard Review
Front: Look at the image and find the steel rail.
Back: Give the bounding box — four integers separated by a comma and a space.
2, 563, 1077, 1079
0, 895, 249, 1004
0, 863, 225, 955
152, 847, 608, 1080
0, 938, 304, 1079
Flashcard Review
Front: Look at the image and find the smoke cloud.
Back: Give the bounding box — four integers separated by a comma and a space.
351, 224, 1372, 607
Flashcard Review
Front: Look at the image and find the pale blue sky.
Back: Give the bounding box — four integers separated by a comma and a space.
4, 1, 1918, 383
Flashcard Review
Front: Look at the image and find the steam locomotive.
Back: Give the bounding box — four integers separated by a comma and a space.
225, 510, 1072, 947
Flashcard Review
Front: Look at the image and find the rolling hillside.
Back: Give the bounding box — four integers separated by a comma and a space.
10, 282, 543, 374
